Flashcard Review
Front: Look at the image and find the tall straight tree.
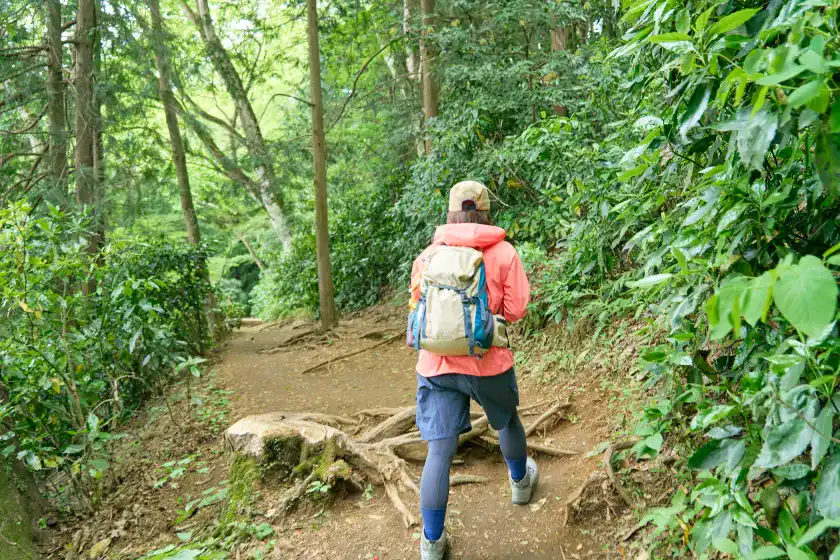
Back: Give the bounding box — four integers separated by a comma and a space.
419, 0, 439, 155
147, 0, 219, 342
45, 0, 68, 202
306, 0, 338, 330
180, 0, 292, 248
75, 0, 102, 279
147, 0, 200, 244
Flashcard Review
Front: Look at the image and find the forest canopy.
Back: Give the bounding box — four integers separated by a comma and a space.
3, 0, 840, 556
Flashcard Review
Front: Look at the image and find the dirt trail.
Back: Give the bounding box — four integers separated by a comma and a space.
216, 306, 625, 559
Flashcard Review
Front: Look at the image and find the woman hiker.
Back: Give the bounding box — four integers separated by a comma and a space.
408, 180, 536, 560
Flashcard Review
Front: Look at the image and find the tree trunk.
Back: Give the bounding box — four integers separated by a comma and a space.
0, 387, 42, 559
550, 19, 570, 117
92, 0, 106, 243
419, 0, 439, 155
149, 0, 200, 245
75, 0, 101, 288
148, 0, 220, 343
306, 0, 338, 331
403, 0, 424, 158
404, 0, 419, 82
183, 0, 292, 249
45, 0, 68, 204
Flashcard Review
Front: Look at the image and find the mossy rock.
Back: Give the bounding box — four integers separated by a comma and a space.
0, 459, 40, 559
224, 413, 348, 470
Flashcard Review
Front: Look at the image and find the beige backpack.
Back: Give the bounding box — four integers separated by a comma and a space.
407, 245, 508, 356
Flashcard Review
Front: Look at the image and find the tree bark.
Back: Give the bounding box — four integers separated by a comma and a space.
403, 0, 424, 157
148, 0, 220, 343
45, 0, 68, 203
148, 0, 200, 245
550, 18, 571, 117
404, 0, 419, 82
306, 0, 338, 331
419, 0, 438, 155
182, 0, 291, 249
75, 0, 101, 287
92, 0, 106, 243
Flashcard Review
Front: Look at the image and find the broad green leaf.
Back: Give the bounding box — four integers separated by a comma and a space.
811, 405, 833, 470
756, 66, 806, 86
688, 438, 745, 470
815, 452, 840, 519
617, 164, 649, 182
774, 255, 838, 339
788, 79, 825, 108
628, 273, 672, 288
671, 246, 687, 271
716, 202, 747, 234
815, 121, 840, 198
741, 271, 775, 326
800, 50, 830, 74
708, 9, 760, 36
749, 547, 786, 560
713, 537, 739, 554
771, 463, 811, 480
694, 6, 715, 34
647, 33, 694, 52
648, 32, 692, 43
691, 405, 737, 430
708, 425, 743, 439
645, 432, 663, 451
754, 416, 813, 469
680, 81, 712, 137
797, 518, 840, 548
787, 548, 811, 560
708, 277, 749, 339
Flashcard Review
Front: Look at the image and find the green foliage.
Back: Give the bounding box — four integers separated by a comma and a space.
0, 202, 212, 497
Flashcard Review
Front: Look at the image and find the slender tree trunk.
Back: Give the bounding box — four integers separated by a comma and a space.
419, 0, 439, 155
45, 0, 68, 203
148, 0, 220, 343
235, 231, 265, 271
306, 0, 337, 331
182, 0, 291, 248
92, 0, 105, 243
75, 0, 100, 288
550, 19, 570, 117
404, 0, 419, 81
403, 0, 424, 157
148, 0, 199, 245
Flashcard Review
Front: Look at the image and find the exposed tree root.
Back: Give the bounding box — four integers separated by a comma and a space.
524, 401, 570, 437
604, 439, 640, 508
561, 474, 607, 528
451, 475, 488, 486
226, 398, 578, 528
259, 329, 323, 354
298, 334, 402, 374
358, 406, 416, 443
479, 435, 578, 457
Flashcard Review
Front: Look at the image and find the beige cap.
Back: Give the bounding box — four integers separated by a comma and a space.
449, 180, 491, 212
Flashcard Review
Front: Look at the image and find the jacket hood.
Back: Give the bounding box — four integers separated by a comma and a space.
432, 223, 507, 248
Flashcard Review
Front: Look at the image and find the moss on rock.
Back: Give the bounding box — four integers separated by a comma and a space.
0, 460, 38, 559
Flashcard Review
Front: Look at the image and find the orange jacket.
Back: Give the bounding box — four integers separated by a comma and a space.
410, 223, 531, 377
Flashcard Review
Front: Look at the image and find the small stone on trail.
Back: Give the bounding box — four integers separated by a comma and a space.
88, 537, 111, 558
529, 497, 547, 512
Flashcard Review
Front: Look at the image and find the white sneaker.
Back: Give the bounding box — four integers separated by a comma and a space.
420, 530, 447, 560
510, 457, 539, 505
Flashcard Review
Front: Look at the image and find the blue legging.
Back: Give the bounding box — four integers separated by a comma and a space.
420, 413, 527, 541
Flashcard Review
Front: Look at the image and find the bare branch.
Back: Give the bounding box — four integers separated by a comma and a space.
325, 34, 405, 134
